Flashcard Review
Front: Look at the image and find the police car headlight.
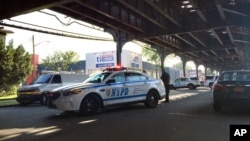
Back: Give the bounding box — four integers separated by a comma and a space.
63, 88, 83, 96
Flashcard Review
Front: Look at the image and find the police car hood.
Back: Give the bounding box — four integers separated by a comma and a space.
51, 83, 102, 92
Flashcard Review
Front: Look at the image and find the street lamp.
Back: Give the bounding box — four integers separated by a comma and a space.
32, 35, 50, 81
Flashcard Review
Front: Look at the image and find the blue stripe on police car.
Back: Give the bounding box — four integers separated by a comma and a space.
103, 94, 147, 101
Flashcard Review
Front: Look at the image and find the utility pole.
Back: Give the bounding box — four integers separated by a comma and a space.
32, 35, 35, 81
31, 35, 50, 81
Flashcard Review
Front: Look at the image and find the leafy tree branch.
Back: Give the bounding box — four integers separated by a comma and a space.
0, 39, 32, 93
41, 50, 79, 71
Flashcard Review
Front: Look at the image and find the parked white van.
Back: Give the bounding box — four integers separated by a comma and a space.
16, 73, 89, 105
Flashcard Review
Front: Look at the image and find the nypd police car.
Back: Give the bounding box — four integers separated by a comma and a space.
45, 67, 166, 115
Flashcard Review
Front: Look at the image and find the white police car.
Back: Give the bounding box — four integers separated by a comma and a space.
45, 67, 166, 115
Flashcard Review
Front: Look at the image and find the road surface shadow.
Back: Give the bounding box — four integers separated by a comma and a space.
46, 103, 148, 120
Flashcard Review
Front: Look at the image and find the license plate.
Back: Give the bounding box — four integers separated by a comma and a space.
233, 87, 244, 92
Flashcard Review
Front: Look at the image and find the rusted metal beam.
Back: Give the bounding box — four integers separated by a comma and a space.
215, 1, 226, 20
189, 0, 207, 23
210, 29, 224, 46
144, 0, 182, 28
174, 34, 196, 48
74, 0, 148, 34
54, 5, 148, 38
0, 0, 74, 20
117, 0, 167, 30
188, 33, 207, 47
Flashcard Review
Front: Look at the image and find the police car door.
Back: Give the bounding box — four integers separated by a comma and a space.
124, 72, 149, 102
173, 78, 181, 87
180, 78, 188, 87
104, 72, 128, 105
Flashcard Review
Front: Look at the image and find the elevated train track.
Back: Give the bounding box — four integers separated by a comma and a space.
0, 0, 250, 71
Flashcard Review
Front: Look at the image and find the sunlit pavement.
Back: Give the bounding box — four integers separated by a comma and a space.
158, 86, 211, 103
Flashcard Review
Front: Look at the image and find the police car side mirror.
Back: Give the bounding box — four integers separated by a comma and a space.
106, 78, 116, 84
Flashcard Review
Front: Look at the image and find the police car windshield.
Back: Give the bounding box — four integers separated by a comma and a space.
84, 72, 112, 83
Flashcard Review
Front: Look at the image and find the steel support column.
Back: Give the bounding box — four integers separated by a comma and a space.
105, 29, 131, 66
211, 68, 215, 75
195, 64, 199, 77
242, 36, 250, 69
116, 36, 126, 66
152, 45, 171, 73
194, 62, 202, 77
204, 66, 207, 77
181, 57, 188, 77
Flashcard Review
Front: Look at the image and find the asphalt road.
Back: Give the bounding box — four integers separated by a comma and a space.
1, 87, 250, 141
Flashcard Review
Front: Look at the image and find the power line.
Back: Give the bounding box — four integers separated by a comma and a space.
38, 11, 103, 32
0, 20, 114, 41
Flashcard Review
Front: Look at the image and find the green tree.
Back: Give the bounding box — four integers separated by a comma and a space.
172, 62, 193, 71
42, 50, 79, 71
0, 39, 32, 93
172, 62, 183, 70
142, 45, 161, 77
142, 45, 161, 66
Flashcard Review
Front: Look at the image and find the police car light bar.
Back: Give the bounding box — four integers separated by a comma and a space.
103, 66, 128, 72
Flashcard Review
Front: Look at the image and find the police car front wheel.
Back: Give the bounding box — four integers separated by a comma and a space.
144, 90, 159, 108
79, 94, 101, 116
